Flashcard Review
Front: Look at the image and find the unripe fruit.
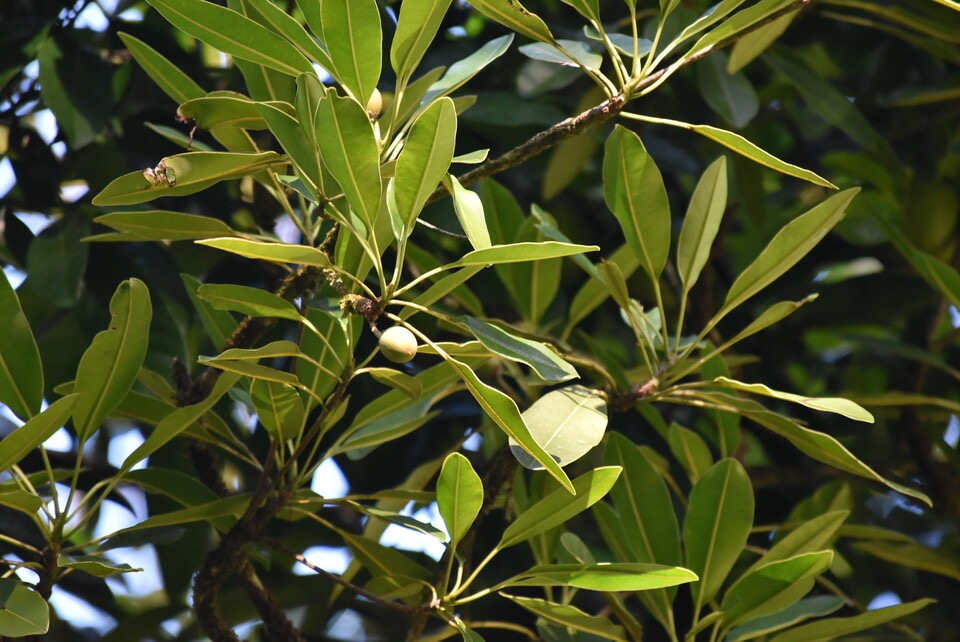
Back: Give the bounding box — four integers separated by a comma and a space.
366, 88, 383, 120
379, 326, 417, 363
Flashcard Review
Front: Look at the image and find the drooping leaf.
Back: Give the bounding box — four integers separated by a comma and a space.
502, 594, 627, 641
451, 242, 598, 268
437, 453, 483, 548
767, 599, 935, 642
711, 377, 874, 423
58, 555, 140, 578
94, 211, 238, 242
146, 0, 314, 76
72, 279, 152, 440
361, 367, 423, 399
321, 0, 382, 104
603, 125, 671, 282
684, 458, 755, 609
0, 271, 43, 421
195, 237, 331, 267
497, 467, 621, 549
518, 40, 603, 69
460, 316, 577, 383
511, 385, 607, 469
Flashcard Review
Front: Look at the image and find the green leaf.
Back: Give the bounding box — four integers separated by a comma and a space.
727, 13, 795, 73
767, 599, 935, 642
853, 540, 960, 582
299, 307, 351, 409
603, 125, 671, 282
360, 367, 423, 398
720, 551, 833, 628
119, 32, 205, 104
452, 242, 598, 268
447, 175, 492, 250
727, 596, 845, 642
394, 97, 457, 234
256, 100, 323, 197
0, 396, 78, 472
685, 459, 755, 609
391, 0, 453, 82
677, 156, 727, 297
765, 52, 884, 153
460, 316, 577, 383
698, 51, 759, 129
0, 578, 49, 636
687, 0, 796, 56
94, 211, 238, 242
566, 243, 640, 333
465, 0, 555, 44
881, 218, 960, 309
92, 151, 285, 206
667, 423, 714, 483
121, 372, 241, 474
688, 123, 836, 188
117, 494, 252, 533
0, 271, 43, 421
502, 594, 627, 641
182, 274, 237, 348
72, 279, 152, 440
322, 0, 382, 104
604, 432, 681, 629
197, 283, 300, 321
498, 562, 698, 591
58, 555, 140, 578
705, 393, 932, 506
445, 357, 573, 492
711, 377, 874, 423
719, 295, 818, 351
342, 532, 432, 581
745, 511, 848, 578
239, 0, 335, 72
250, 379, 304, 442
178, 93, 272, 130
315, 89, 382, 228
498, 467, 620, 549
0, 489, 43, 516
195, 237, 331, 267
437, 453, 483, 548
145, 0, 314, 76
422, 35, 514, 106
518, 40, 603, 69
511, 385, 607, 470
560, 0, 600, 22
715, 189, 859, 323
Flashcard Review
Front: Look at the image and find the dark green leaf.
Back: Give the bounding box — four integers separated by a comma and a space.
0, 271, 43, 421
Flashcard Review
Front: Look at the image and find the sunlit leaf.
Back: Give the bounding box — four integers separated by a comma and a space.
603, 125, 671, 282
711, 377, 874, 423
321, 0, 381, 104
0, 396, 78, 473
677, 156, 727, 297
497, 562, 698, 591
94, 211, 238, 242
511, 385, 606, 470
502, 594, 627, 641
461, 316, 577, 383
0, 578, 49, 636
437, 453, 483, 547
465, 0, 555, 45
767, 599, 935, 642
391, 0, 453, 82
196, 237, 331, 267
197, 283, 301, 321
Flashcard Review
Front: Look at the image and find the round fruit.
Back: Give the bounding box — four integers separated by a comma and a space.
379, 326, 417, 363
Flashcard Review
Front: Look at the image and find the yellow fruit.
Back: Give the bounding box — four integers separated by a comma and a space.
379, 326, 417, 363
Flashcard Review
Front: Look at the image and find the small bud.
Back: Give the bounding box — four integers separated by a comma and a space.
366, 88, 383, 120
